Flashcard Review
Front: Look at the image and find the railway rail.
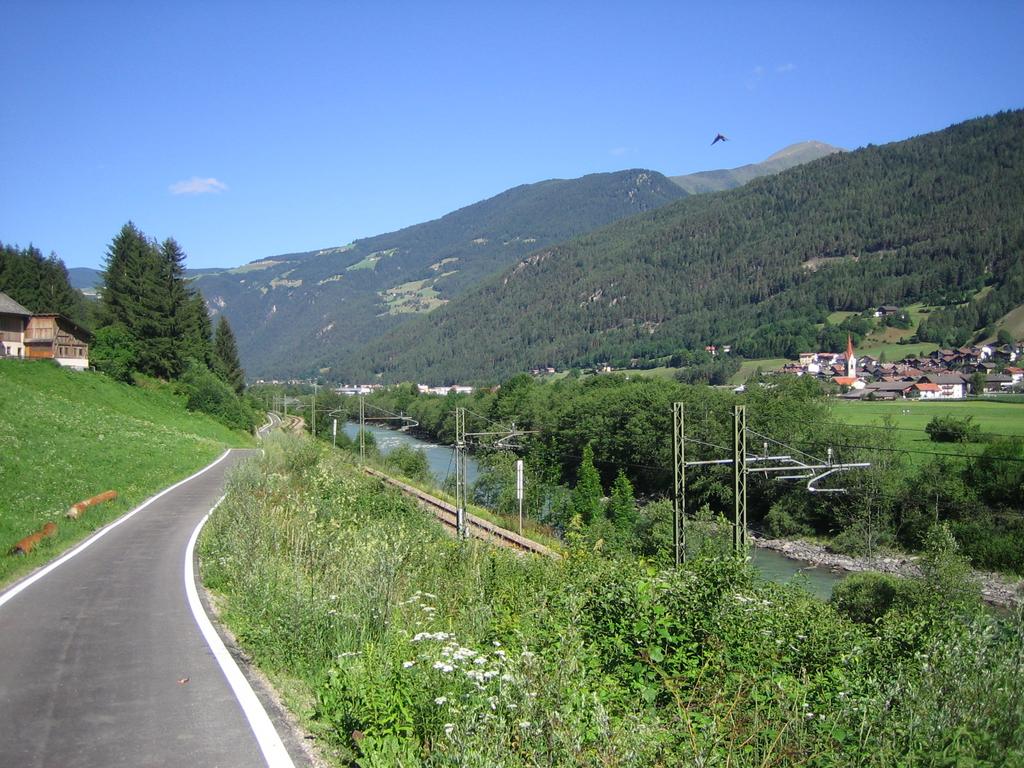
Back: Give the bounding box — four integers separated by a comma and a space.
363, 467, 558, 558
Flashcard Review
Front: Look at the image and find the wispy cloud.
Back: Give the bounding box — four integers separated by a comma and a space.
746, 63, 796, 90
609, 146, 633, 157
169, 177, 228, 195
746, 65, 766, 91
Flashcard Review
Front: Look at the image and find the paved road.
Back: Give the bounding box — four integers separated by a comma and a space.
0, 449, 299, 767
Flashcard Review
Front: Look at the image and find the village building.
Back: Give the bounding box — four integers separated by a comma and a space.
0, 292, 31, 358
0, 292, 90, 369
917, 373, 969, 399
24, 314, 91, 369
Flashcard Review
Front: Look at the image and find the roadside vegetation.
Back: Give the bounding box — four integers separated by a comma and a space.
0, 359, 252, 586
200, 433, 1024, 766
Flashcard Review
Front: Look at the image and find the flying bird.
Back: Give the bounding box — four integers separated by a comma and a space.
711, 133, 729, 145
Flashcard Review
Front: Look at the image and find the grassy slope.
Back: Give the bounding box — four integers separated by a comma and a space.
988, 303, 1024, 342
0, 360, 252, 586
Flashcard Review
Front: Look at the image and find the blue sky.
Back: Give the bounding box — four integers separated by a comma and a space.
2, 1, 1022, 270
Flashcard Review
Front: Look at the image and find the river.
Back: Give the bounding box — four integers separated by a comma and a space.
345, 422, 844, 599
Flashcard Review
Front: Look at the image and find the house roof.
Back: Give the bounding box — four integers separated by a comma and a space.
0, 291, 31, 316
914, 383, 941, 392
869, 381, 915, 392
27, 313, 92, 342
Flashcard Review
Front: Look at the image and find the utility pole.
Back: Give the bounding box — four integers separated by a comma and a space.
455, 407, 467, 538
358, 395, 366, 464
311, 382, 317, 437
452, 408, 533, 541
733, 404, 747, 552
516, 459, 524, 537
672, 402, 686, 566
672, 403, 869, 560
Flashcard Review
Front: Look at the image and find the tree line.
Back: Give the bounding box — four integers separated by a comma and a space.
0, 242, 88, 325
93, 222, 253, 429
320, 373, 1024, 574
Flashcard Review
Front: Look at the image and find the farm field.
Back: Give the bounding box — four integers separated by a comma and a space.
856, 338, 939, 360
0, 360, 252, 586
829, 397, 1024, 456
729, 358, 792, 384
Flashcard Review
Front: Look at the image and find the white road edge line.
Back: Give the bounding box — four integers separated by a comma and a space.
185, 496, 296, 768
0, 449, 233, 611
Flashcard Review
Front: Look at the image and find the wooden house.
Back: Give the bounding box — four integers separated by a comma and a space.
24, 314, 91, 369
0, 292, 31, 358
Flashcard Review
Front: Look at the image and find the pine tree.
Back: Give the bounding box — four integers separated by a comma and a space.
571, 443, 603, 525
99, 222, 152, 333
607, 469, 637, 532
179, 291, 213, 367
0, 242, 86, 324
213, 315, 246, 394
99, 223, 189, 380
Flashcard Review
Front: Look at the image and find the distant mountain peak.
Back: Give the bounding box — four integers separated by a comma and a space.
669, 141, 844, 194
764, 140, 844, 163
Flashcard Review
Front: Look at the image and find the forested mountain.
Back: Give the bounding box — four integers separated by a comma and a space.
343, 110, 1024, 383
191, 170, 688, 378
669, 140, 842, 193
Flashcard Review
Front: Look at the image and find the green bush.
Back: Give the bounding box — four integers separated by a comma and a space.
383, 444, 430, 483
830, 572, 918, 623
925, 414, 980, 442
177, 362, 257, 431
90, 325, 137, 383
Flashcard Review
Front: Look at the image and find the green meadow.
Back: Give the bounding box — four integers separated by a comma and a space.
0, 360, 253, 586
829, 398, 1024, 455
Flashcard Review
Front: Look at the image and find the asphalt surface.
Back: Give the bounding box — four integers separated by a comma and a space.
0, 448, 297, 767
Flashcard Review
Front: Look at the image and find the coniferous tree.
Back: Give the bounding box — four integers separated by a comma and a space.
607, 469, 637, 532
99, 223, 189, 380
0, 242, 87, 324
213, 315, 246, 394
99, 222, 152, 333
572, 443, 603, 525
179, 291, 213, 367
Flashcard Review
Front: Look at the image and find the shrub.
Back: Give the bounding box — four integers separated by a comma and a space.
925, 414, 980, 442
90, 325, 137, 382
830, 572, 917, 623
177, 361, 257, 431
384, 444, 430, 483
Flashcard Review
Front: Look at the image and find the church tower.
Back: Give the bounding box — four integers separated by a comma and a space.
846, 334, 856, 378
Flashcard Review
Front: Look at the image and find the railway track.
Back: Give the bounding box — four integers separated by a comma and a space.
363, 467, 557, 558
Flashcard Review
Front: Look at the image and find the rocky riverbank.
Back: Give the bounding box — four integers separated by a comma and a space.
751, 533, 1022, 609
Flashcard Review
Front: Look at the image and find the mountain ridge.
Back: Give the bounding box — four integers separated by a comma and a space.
342, 111, 1024, 383
669, 140, 843, 194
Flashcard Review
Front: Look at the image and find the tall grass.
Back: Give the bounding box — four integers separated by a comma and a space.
200, 433, 1024, 766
